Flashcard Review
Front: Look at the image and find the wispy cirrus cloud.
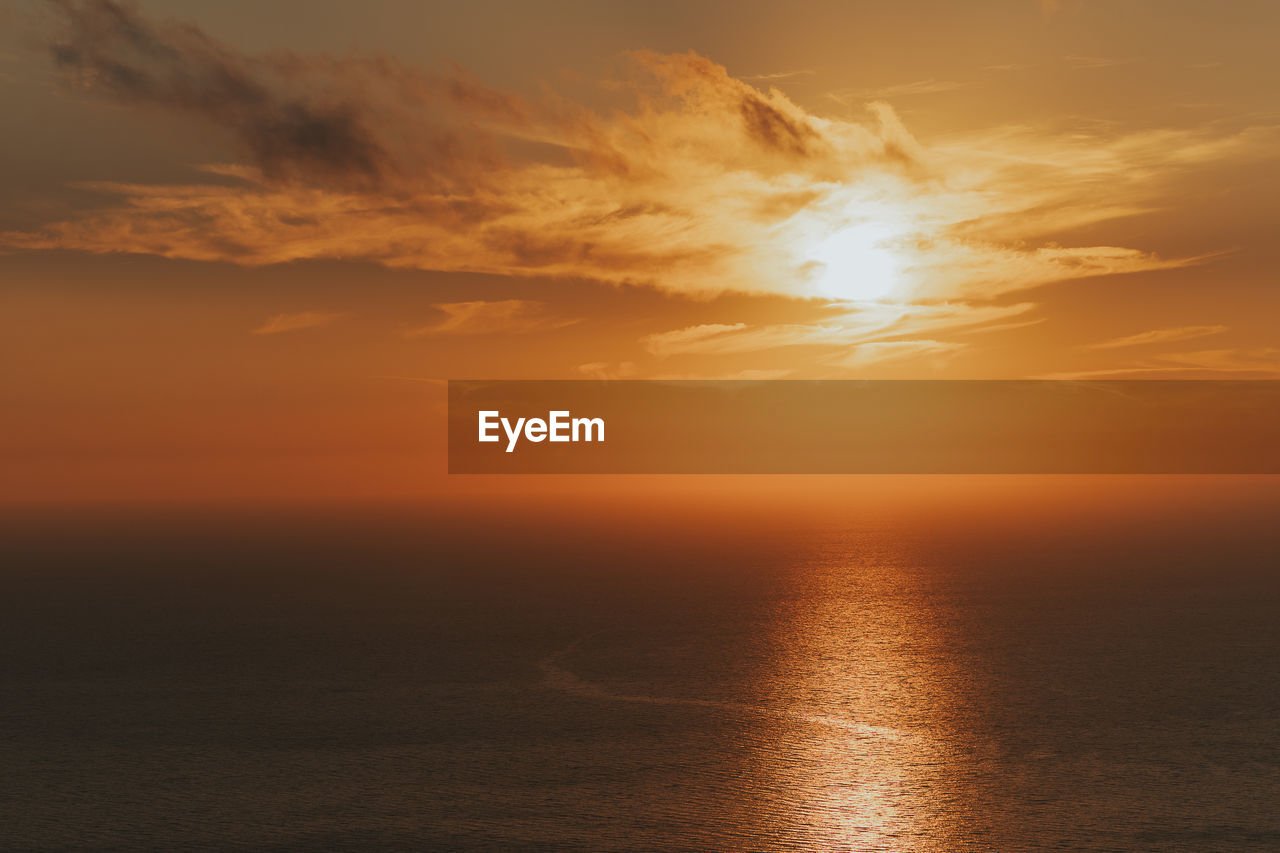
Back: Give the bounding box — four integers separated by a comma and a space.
577, 361, 638, 380
1085, 324, 1226, 350
251, 311, 342, 335
828, 339, 964, 369
1065, 54, 1143, 70
826, 79, 970, 104
407, 300, 579, 336
1039, 347, 1280, 379
741, 68, 817, 83
642, 302, 1034, 358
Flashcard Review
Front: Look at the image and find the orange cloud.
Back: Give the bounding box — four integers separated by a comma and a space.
409, 300, 580, 336
827, 79, 970, 104
6, 0, 1274, 357
642, 303, 1034, 358
1039, 348, 1280, 379
829, 340, 964, 369
1085, 325, 1227, 350
251, 311, 342, 335
577, 361, 638, 380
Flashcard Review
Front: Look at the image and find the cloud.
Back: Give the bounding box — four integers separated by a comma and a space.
827, 79, 970, 103
640, 317, 970, 375
1085, 324, 1226, 350
4, 0, 1273, 327
46, 0, 387, 184
1065, 55, 1143, 70
1039, 347, 1280, 379
828, 339, 964, 368
251, 310, 341, 334
741, 69, 816, 83
649, 368, 794, 381
408, 300, 579, 336
1153, 348, 1280, 375
642, 302, 1035, 358
577, 361, 638, 379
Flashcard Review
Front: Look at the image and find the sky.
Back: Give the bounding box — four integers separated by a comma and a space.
1, 0, 1278, 502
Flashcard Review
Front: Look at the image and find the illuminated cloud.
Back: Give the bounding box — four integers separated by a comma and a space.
642, 303, 1034, 358
1157, 348, 1278, 370
1039, 348, 1280, 379
251, 311, 342, 335
1064, 55, 1142, 70
651, 368, 794, 381
5, 0, 1272, 354
826, 79, 970, 104
1085, 325, 1227, 350
409, 300, 580, 336
828, 340, 964, 368
741, 69, 817, 83
577, 361, 638, 379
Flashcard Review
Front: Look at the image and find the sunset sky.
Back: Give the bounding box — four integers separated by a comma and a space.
2, 0, 1278, 501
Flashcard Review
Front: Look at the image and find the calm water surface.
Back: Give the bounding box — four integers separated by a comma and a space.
1, 497, 1277, 851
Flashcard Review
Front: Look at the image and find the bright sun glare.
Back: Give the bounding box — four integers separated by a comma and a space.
810, 224, 902, 302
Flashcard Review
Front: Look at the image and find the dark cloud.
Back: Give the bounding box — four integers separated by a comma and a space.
40, 5, 918, 195
47, 0, 387, 183
739, 94, 817, 157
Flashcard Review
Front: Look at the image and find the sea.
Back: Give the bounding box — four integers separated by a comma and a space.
2, 482, 1277, 851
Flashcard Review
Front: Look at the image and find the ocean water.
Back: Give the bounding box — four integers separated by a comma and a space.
1, 491, 1277, 851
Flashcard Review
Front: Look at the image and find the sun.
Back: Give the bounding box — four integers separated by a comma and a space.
809, 224, 903, 302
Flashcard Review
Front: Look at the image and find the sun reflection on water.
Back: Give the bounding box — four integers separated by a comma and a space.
748, 530, 970, 851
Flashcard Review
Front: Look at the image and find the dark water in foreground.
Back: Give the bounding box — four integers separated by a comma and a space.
1, 494, 1278, 851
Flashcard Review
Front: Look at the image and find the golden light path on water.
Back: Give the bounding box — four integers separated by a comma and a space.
539, 526, 971, 851
751, 530, 970, 850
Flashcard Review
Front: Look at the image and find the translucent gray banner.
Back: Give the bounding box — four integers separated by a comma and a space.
448, 380, 1280, 474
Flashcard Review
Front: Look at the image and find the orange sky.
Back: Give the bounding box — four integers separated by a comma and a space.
1, 0, 1278, 502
